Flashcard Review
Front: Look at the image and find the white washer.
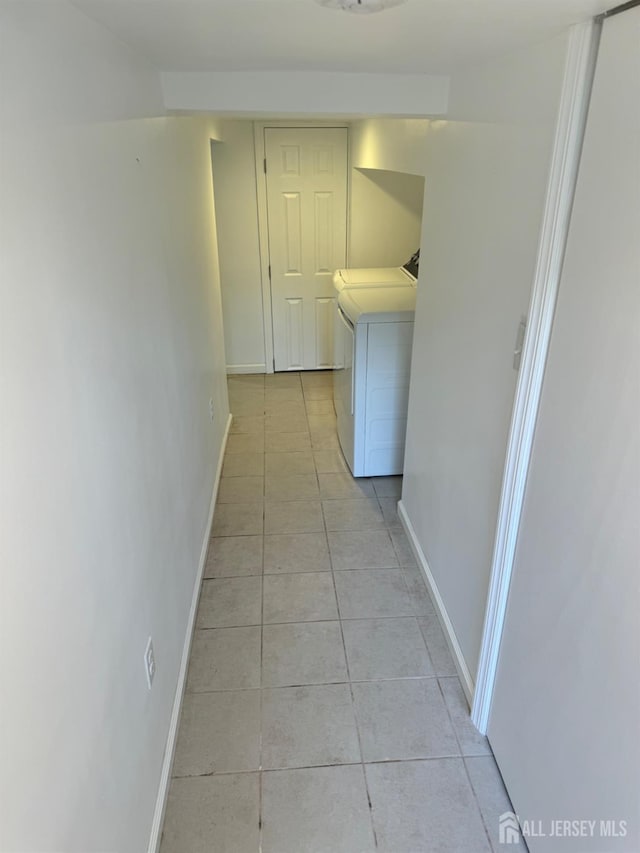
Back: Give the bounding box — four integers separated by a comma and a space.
334, 286, 416, 477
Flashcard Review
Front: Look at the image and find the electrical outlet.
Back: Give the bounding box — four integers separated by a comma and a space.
144, 637, 156, 689
209, 398, 215, 420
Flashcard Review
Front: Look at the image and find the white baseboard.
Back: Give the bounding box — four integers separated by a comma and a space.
147, 413, 232, 853
226, 363, 266, 375
397, 499, 475, 705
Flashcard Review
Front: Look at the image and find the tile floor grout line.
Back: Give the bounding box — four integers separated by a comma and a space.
402, 566, 454, 678
185, 686, 262, 695
218, 492, 398, 502
204, 566, 407, 578
396, 558, 425, 621
266, 566, 403, 575
193, 612, 451, 633
324, 479, 380, 851
365, 754, 478, 768
261, 673, 443, 689
170, 752, 477, 784
435, 675, 465, 759
414, 606, 440, 675
215, 414, 266, 853
258, 442, 266, 853
460, 754, 501, 853
412, 593, 442, 676
261, 753, 472, 773
186, 674, 450, 696
212, 520, 399, 536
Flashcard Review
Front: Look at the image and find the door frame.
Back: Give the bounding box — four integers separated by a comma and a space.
471, 19, 599, 734
253, 121, 350, 373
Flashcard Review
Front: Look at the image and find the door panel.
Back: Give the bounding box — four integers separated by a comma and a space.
284, 297, 304, 370
282, 192, 302, 273
314, 192, 334, 274
265, 128, 348, 371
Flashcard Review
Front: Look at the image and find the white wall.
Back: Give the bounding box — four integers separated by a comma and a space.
348, 118, 426, 268
489, 10, 640, 849
348, 168, 424, 267
162, 71, 449, 117
401, 32, 572, 683
211, 121, 266, 372
0, 4, 228, 851
350, 118, 428, 176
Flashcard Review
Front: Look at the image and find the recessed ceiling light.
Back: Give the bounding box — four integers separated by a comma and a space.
315, 0, 408, 15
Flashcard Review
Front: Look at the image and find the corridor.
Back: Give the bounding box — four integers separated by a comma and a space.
160, 371, 519, 853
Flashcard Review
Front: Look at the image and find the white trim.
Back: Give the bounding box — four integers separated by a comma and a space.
471, 20, 600, 736
253, 122, 275, 374
147, 413, 232, 853
226, 363, 266, 375
398, 500, 475, 703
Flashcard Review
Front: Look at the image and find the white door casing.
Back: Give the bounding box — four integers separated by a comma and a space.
264, 127, 348, 371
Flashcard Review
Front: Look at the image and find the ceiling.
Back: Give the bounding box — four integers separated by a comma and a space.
71, 0, 613, 74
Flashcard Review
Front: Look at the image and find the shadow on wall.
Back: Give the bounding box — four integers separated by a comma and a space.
350, 168, 425, 268
357, 167, 425, 217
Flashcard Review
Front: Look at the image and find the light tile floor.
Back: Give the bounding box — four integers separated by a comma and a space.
160, 371, 523, 853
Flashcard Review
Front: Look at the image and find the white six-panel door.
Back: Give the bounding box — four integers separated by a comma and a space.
264, 128, 348, 371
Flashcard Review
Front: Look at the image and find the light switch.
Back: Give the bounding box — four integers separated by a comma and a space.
513, 316, 527, 371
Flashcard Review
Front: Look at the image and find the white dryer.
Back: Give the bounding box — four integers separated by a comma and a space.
334, 285, 416, 477
333, 264, 416, 292
331, 252, 419, 368
332, 250, 420, 293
